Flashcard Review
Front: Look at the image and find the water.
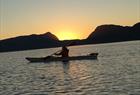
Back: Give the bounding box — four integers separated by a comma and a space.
0, 41, 140, 95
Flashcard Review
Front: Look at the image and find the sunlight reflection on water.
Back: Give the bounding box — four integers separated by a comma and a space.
0, 41, 140, 95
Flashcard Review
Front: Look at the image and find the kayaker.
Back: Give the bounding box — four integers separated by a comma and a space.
55, 46, 69, 57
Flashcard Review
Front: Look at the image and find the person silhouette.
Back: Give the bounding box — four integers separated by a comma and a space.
55, 46, 69, 57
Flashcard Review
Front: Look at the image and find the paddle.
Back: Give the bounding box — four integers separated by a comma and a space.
50, 50, 61, 56
44, 50, 61, 59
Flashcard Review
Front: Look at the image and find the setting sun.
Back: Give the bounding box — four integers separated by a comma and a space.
0, 0, 139, 40
56, 31, 79, 40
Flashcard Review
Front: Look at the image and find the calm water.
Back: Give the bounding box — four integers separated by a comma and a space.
0, 41, 140, 95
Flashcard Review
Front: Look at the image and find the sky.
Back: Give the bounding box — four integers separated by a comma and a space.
0, 0, 140, 40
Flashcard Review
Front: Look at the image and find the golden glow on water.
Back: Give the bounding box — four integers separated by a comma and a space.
67, 62, 89, 80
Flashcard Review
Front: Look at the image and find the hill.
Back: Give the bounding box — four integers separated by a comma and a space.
86, 22, 140, 44
0, 32, 61, 52
0, 22, 140, 52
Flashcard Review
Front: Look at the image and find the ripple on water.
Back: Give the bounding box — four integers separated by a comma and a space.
0, 41, 140, 95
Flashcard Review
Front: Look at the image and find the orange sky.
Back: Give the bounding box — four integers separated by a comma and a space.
0, 0, 139, 40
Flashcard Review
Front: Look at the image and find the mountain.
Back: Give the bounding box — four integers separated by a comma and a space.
132, 22, 140, 39
38, 32, 59, 40
0, 22, 140, 52
0, 32, 61, 52
86, 22, 140, 44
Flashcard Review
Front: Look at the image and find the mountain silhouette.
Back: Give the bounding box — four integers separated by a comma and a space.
0, 22, 140, 52
132, 22, 140, 39
38, 32, 59, 40
0, 32, 60, 52
86, 22, 140, 44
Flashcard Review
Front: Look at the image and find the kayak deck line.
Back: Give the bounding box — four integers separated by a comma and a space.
26, 53, 98, 63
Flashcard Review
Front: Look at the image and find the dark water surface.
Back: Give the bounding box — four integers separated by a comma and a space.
0, 41, 140, 95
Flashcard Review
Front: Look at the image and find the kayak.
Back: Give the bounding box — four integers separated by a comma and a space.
26, 53, 98, 63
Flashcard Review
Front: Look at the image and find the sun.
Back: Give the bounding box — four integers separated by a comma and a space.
56, 31, 79, 40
